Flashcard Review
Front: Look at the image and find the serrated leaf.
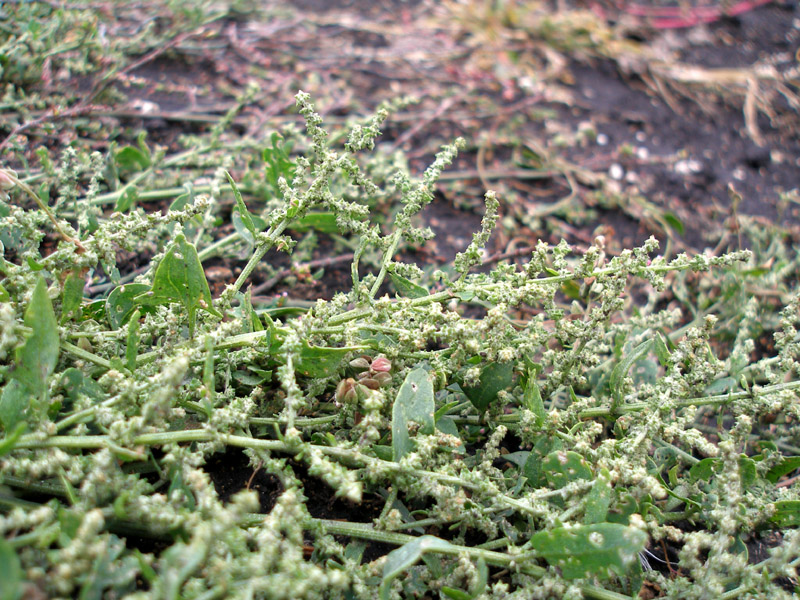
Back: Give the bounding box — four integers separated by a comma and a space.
543, 450, 593, 489
295, 342, 355, 378
610, 339, 653, 410
389, 272, 428, 299
379, 536, 455, 600
392, 368, 434, 461
530, 523, 647, 580
14, 276, 59, 399
0, 536, 23, 600
106, 283, 150, 329
135, 233, 222, 329
461, 361, 514, 412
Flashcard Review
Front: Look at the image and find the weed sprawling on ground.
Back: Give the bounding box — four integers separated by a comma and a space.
2, 86, 800, 600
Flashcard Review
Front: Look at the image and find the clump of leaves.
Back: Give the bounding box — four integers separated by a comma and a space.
1, 91, 800, 600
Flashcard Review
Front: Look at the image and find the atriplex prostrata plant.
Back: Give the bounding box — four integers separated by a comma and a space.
2, 92, 800, 600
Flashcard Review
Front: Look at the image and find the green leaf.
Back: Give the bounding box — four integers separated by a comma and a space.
126, 309, 140, 372
295, 342, 355, 378
766, 456, 800, 484
115, 184, 138, 212
530, 523, 647, 580
0, 421, 26, 457
610, 339, 653, 410
61, 368, 106, 404
290, 212, 344, 234
523, 373, 546, 427
115, 145, 150, 172
689, 458, 719, 483
106, 283, 150, 329
461, 361, 514, 412
662, 212, 684, 235
14, 276, 59, 399
771, 500, 800, 527
225, 170, 257, 240
0, 379, 29, 432
441, 587, 472, 600
584, 468, 613, 524
389, 272, 428, 299
739, 455, 757, 488
543, 450, 593, 489
0, 536, 23, 600
262, 132, 296, 193
135, 233, 222, 329
392, 368, 435, 461
231, 210, 255, 247
653, 331, 671, 366
379, 535, 455, 600
60, 271, 85, 324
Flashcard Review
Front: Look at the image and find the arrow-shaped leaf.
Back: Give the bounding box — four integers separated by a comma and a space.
136, 233, 222, 319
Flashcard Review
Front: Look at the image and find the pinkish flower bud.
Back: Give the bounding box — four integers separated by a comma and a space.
370, 356, 392, 373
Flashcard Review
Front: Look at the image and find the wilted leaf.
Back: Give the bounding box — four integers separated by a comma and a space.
392, 368, 434, 461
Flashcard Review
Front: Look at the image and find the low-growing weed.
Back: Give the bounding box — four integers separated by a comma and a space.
1, 91, 800, 600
